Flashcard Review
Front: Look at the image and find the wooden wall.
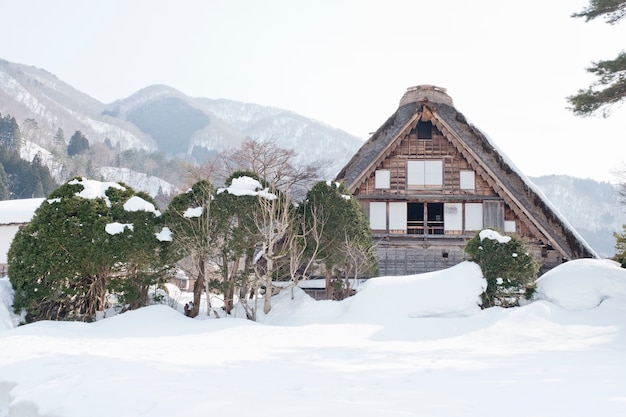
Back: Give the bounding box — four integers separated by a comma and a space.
354, 125, 498, 198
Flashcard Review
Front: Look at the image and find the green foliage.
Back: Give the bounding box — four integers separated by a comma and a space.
568, 0, 626, 116
464, 230, 539, 307
572, 0, 626, 23
614, 225, 626, 267
67, 131, 90, 156
164, 179, 220, 317
8, 177, 170, 322
0, 113, 21, 149
302, 181, 377, 278
0, 141, 57, 199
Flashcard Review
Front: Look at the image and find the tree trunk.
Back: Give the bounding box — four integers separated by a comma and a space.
191, 260, 205, 318
263, 256, 273, 314
224, 258, 239, 314
325, 268, 332, 300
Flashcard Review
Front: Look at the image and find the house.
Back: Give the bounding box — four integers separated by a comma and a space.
0, 198, 45, 276
335, 85, 596, 276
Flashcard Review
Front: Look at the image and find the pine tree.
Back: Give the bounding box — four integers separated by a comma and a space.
301, 181, 376, 299
0, 113, 21, 150
568, 0, 626, 116
464, 230, 539, 307
67, 131, 90, 156
8, 177, 169, 322
0, 162, 9, 200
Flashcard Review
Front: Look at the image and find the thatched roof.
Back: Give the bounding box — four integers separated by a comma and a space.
335, 85, 596, 261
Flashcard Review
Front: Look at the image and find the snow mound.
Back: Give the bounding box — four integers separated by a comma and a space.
0, 277, 17, 333
345, 261, 486, 321
535, 259, 626, 310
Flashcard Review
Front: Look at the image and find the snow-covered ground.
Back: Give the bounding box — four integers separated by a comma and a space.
1, 259, 625, 417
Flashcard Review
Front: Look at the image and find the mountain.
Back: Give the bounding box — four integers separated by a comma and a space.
530, 175, 625, 258
104, 85, 364, 176
0, 59, 155, 151
0, 59, 364, 184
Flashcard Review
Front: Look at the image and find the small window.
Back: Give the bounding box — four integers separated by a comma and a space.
417, 120, 432, 139
460, 170, 475, 190
375, 170, 390, 189
504, 220, 516, 233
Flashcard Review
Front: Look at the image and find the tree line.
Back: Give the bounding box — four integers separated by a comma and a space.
0, 114, 56, 199
8, 138, 376, 322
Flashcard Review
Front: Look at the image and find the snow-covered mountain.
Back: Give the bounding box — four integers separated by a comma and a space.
0, 59, 155, 151
104, 85, 364, 177
530, 175, 625, 258
0, 58, 364, 182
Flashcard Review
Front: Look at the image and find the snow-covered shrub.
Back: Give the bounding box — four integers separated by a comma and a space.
464, 229, 539, 307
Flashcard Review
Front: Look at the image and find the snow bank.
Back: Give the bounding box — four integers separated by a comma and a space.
535, 259, 626, 310
263, 261, 487, 327
0, 277, 17, 333
345, 261, 486, 321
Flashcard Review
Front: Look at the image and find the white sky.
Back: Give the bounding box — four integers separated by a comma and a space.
0, 0, 625, 182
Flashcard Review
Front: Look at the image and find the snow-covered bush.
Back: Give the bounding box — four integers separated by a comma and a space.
464, 229, 539, 307
8, 177, 171, 322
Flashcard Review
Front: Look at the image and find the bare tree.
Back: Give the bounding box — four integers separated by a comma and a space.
283, 201, 326, 300
217, 137, 328, 199
252, 186, 293, 314
336, 234, 378, 299
165, 180, 219, 317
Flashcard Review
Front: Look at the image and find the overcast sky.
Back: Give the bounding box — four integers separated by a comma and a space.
0, 0, 624, 182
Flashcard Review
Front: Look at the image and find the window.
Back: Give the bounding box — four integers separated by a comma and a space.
416, 120, 432, 139
375, 170, 390, 189
460, 170, 475, 190
407, 160, 443, 187
369, 202, 386, 230
427, 203, 444, 234
407, 202, 424, 234
444, 203, 462, 231
389, 202, 407, 233
465, 203, 483, 231
504, 220, 516, 233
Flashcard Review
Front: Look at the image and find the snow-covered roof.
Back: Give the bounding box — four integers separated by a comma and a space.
0, 198, 45, 225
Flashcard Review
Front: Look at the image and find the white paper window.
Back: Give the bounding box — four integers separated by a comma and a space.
465, 203, 483, 231
460, 170, 475, 190
444, 203, 462, 231
407, 160, 443, 186
369, 202, 387, 230
424, 161, 443, 186
389, 202, 407, 232
504, 220, 516, 233
375, 170, 390, 189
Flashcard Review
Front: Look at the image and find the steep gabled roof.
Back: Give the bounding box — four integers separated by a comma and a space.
335, 85, 596, 261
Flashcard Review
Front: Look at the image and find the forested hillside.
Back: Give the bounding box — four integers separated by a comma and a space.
530, 175, 625, 258
0, 113, 56, 199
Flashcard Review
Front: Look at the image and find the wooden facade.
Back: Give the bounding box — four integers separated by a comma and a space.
335, 85, 596, 276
